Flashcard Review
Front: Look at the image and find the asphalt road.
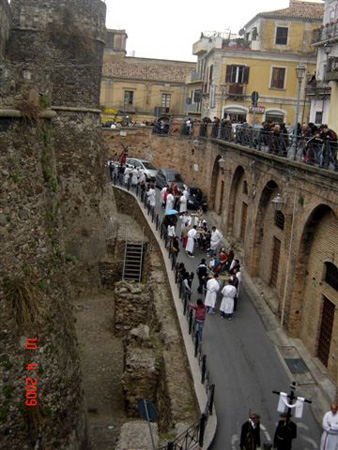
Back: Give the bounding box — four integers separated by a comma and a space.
149, 186, 322, 449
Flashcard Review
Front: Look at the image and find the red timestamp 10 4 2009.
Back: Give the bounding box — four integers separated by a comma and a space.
25, 338, 39, 407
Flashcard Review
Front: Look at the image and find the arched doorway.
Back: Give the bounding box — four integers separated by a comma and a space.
209, 155, 224, 212
250, 180, 280, 279
227, 166, 246, 237
289, 205, 338, 383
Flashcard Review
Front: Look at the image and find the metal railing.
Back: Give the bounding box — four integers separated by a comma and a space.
151, 122, 338, 172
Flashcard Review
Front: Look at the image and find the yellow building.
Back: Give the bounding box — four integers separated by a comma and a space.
101, 29, 195, 124
189, 0, 324, 126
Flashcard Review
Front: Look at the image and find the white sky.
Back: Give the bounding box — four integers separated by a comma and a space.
104, 0, 324, 62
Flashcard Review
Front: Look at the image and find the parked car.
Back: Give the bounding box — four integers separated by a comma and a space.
185, 186, 208, 212
125, 158, 158, 181
155, 169, 185, 190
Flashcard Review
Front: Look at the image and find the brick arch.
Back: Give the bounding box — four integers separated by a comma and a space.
250, 180, 280, 277
288, 204, 338, 342
227, 165, 246, 235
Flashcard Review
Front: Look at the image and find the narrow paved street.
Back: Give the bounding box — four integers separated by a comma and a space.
152, 187, 322, 450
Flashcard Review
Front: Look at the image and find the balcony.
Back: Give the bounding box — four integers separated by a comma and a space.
326, 56, 338, 82
190, 72, 203, 82
312, 22, 338, 44
305, 79, 331, 97
193, 39, 209, 55
226, 83, 246, 98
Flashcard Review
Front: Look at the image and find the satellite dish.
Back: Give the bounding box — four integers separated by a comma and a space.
238, 28, 245, 36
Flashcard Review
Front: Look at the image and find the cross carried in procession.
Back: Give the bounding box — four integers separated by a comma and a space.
273, 381, 312, 423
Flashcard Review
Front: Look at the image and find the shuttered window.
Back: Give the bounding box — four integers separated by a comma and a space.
271, 68, 286, 89
225, 65, 250, 84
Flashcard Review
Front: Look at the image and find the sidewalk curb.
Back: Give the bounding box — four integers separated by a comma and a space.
113, 184, 217, 449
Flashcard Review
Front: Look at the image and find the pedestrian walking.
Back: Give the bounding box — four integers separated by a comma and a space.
240, 413, 261, 450
219, 278, 237, 320
196, 258, 208, 294
165, 189, 175, 211
146, 182, 156, 208
189, 299, 206, 342
273, 413, 297, 449
320, 402, 338, 450
204, 274, 220, 314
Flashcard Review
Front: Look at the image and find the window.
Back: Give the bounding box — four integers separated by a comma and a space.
275, 27, 288, 45
161, 93, 171, 108
274, 211, 285, 230
324, 262, 338, 291
226, 65, 250, 84
243, 180, 248, 195
124, 90, 134, 105
271, 68, 286, 89
315, 111, 323, 124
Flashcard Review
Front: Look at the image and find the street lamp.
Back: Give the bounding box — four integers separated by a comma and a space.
271, 193, 284, 212
288, 64, 306, 160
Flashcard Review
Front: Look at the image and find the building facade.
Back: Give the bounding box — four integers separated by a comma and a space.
100, 29, 195, 123
188, 0, 323, 126
309, 0, 338, 131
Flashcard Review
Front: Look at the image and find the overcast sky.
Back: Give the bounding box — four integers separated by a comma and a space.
104, 0, 324, 62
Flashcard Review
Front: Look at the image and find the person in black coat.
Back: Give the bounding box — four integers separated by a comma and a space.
273, 413, 297, 449
240, 413, 261, 449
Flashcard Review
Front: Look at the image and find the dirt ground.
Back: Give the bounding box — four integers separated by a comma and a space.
74, 291, 126, 450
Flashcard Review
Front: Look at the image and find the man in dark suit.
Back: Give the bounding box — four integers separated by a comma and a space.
240, 413, 261, 449
273, 413, 297, 449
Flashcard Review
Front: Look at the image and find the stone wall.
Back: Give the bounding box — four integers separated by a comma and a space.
0, 0, 11, 61
113, 189, 199, 435
1, 0, 106, 109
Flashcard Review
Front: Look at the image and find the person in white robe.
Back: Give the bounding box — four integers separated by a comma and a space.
179, 193, 187, 214
220, 280, 237, 320
146, 183, 156, 207
186, 226, 198, 257
124, 166, 132, 185
165, 190, 175, 211
138, 169, 146, 184
209, 226, 223, 256
204, 274, 220, 314
161, 186, 168, 208
320, 403, 338, 450
131, 167, 138, 186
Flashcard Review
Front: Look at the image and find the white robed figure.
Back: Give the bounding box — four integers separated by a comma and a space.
147, 187, 156, 207
165, 192, 175, 211
220, 283, 237, 318
124, 166, 132, 185
320, 403, 338, 450
138, 169, 146, 184
186, 226, 198, 256
204, 276, 220, 313
209, 227, 223, 254
131, 167, 138, 186
179, 194, 187, 213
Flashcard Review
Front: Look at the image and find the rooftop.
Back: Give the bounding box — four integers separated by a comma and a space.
245, 0, 324, 27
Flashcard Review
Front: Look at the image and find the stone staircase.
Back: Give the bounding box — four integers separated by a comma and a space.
122, 242, 144, 282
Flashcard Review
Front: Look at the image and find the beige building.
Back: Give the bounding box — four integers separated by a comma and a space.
100, 29, 195, 123
187, 0, 323, 126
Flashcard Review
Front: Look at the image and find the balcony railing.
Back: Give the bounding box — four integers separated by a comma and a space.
327, 56, 338, 82
152, 121, 338, 172
190, 71, 203, 82
312, 22, 338, 44
305, 79, 331, 97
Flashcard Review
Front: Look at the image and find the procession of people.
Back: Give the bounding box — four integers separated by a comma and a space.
110, 153, 336, 450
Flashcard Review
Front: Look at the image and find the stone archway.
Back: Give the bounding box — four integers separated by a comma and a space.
289, 204, 338, 383
250, 180, 280, 278
227, 165, 246, 236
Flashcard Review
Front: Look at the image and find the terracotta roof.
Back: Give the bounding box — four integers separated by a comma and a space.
260, 0, 324, 21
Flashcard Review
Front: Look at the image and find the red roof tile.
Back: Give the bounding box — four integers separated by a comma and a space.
260, 0, 323, 21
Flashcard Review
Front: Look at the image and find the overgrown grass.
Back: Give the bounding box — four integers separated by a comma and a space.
3, 278, 42, 328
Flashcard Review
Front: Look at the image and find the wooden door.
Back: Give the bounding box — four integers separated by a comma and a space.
317, 296, 335, 367
270, 237, 281, 288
